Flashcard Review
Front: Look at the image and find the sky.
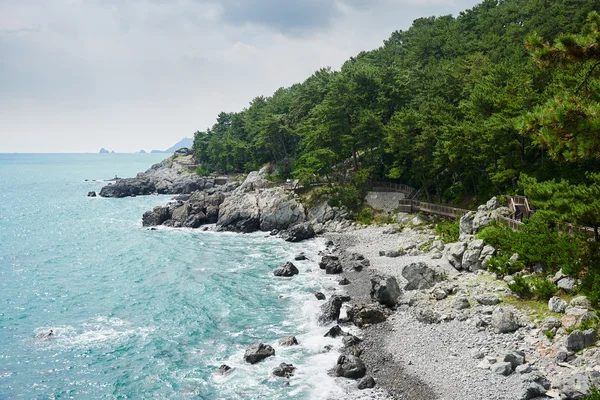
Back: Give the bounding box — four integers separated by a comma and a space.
0, 0, 482, 153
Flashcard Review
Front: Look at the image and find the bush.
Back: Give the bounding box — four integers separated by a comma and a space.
580, 242, 600, 308
478, 214, 586, 276
530, 277, 558, 300
435, 217, 460, 243
195, 165, 212, 176
485, 254, 525, 276
508, 275, 533, 299
327, 184, 363, 211
356, 207, 375, 225
582, 386, 600, 400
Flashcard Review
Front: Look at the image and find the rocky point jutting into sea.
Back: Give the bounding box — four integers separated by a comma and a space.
99, 154, 600, 400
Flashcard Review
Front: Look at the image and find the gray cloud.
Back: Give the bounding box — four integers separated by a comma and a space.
215, 0, 340, 35
0, 0, 482, 153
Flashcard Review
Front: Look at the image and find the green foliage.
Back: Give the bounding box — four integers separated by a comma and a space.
530, 277, 558, 300
582, 385, 600, 400
434, 217, 460, 243
195, 165, 212, 176
187, 0, 600, 210
478, 215, 585, 276
327, 184, 363, 211
508, 275, 533, 299
485, 254, 525, 276
356, 207, 375, 225
544, 330, 556, 340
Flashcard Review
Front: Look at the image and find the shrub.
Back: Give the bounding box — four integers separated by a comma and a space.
327, 184, 363, 211
530, 277, 558, 300
485, 254, 525, 276
435, 217, 460, 243
508, 275, 533, 299
195, 165, 212, 176
582, 386, 600, 400
356, 207, 375, 225
580, 242, 600, 308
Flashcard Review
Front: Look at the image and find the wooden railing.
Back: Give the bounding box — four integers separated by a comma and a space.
367, 180, 417, 198
398, 199, 472, 218
508, 195, 534, 221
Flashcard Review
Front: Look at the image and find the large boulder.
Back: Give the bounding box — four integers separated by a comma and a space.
370, 275, 402, 307
281, 222, 315, 242
273, 262, 299, 277
334, 355, 366, 379
459, 212, 475, 235
347, 303, 388, 327
491, 307, 520, 333
548, 296, 568, 313
259, 188, 306, 231
402, 262, 442, 290
278, 336, 299, 346
318, 295, 345, 325
217, 191, 261, 232
564, 329, 597, 351
244, 343, 275, 364
462, 239, 485, 271
142, 205, 171, 226
446, 242, 466, 270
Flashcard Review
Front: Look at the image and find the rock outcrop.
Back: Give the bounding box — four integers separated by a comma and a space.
100, 154, 213, 197
244, 343, 275, 364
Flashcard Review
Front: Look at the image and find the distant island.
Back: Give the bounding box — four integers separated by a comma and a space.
98, 138, 191, 154
151, 137, 193, 154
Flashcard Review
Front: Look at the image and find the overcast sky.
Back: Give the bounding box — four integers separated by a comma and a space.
0, 0, 481, 153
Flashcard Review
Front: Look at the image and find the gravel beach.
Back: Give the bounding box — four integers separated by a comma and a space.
325, 226, 530, 400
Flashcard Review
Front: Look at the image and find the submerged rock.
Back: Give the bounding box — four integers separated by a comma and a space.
273, 262, 299, 277
272, 363, 296, 378
278, 336, 299, 346
244, 343, 275, 364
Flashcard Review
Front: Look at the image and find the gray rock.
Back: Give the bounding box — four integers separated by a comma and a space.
272, 363, 296, 378
244, 343, 275, 364
87, 191, 96, 197
319, 255, 339, 269
453, 295, 471, 310
342, 335, 362, 348
314, 292, 326, 300
142, 205, 171, 226
515, 364, 532, 374
491, 307, 520, 333
334, 355, 366, 379
432, 288, 447, 300
446, 242, 466, 270
318, 295, 344, 325
477, 293, 502, 306
282, 222, 315, 242
278, 336, 299, 346
326, 262, 343, 275
324, 325, 347, 338
503, 350, 525, 369
564, 329, 597, 351
357, 376, 376, 389
570, 296, 592, 309
548, 296, 568, 313
216, 364, 232, 375
460, 212, 475, 235
402, 262, 442, 291
339, 277, 350, 285
557, 277, 577, 292
294, 253, 308, 261
385, 250, 403, 258
347, 303, 388, 328
370, 275, 402, 307
491, 361, 513, 376
412, 307, 441, 324
273, 262, 299, 277
541, 316, 561, 332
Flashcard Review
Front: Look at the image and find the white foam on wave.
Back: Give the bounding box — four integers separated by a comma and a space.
33, 316, 155, 350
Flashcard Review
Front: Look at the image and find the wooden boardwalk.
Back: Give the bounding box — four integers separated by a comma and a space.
397, 199, 472, 218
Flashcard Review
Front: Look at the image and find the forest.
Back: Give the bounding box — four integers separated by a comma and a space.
192, 0, 600, 209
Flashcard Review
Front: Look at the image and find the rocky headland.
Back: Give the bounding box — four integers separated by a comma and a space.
100, 158, 600, 399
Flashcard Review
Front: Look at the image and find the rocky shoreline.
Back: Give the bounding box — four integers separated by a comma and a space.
100, 160, 600, 399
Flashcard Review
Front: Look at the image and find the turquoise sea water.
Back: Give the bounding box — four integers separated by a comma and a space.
0, 154, 343, 400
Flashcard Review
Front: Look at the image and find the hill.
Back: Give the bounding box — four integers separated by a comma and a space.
151, 138, 193, 154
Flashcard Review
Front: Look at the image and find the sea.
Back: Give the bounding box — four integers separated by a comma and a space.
0, 154, 348, 400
